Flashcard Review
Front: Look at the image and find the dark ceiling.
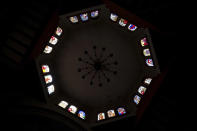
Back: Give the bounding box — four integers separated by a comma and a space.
0, 0, 191, 131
